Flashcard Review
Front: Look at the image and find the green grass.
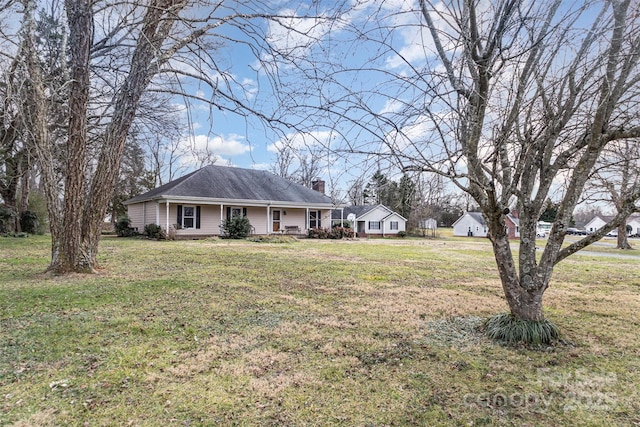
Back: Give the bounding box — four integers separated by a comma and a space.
1, 234, 639, 426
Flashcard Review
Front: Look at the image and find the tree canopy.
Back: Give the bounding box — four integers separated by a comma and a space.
273, 0, 640, 340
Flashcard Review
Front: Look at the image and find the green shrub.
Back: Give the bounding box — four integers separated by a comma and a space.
20, 210, 39, 234
144, 223, 165, 239
484, 313, 559, 345
115, 216, 137, 237
397, 231, 407, 238
222, 216, 252, 239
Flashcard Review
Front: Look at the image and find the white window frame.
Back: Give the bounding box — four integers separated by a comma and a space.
309, 210, 321, 228
230, 207, 243, 219
369, 221, 381, 230
183, 205, 196, 229
390, 221, 399, 230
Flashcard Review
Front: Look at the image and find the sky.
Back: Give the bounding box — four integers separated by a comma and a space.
0, 0, 420, 202
3, 0, 629, 211
160, 0, 425, 199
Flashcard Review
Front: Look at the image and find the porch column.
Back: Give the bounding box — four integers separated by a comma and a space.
306, 207, 309, 230
165, 202, 170, 231
266, 206, 270, 234
220, 205, 224, 234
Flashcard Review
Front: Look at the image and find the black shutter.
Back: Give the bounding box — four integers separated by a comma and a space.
177, 205, 183, 227
196, 206, 201, 229
226, 207, 231, 220
242, 208, 247, 217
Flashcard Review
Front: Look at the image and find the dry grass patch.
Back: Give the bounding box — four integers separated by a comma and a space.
1, 235, 639, 426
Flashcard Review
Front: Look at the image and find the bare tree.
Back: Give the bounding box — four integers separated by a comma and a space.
14, 0, 341, 273
270, 135, 324, 187
270, 143, 296, 181
347, 175, 366, 205
276, 0, 640, 341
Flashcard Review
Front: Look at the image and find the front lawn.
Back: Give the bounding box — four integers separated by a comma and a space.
1, 235, 638, 426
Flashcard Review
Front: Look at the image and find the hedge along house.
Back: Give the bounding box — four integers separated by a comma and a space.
331, 205, 407, 237
124, 165, 336, 238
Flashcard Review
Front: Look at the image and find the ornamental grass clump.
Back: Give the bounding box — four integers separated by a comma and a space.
484, 313, 559, 345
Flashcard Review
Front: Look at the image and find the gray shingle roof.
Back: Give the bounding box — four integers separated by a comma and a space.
125, 165, 333, 205
331, 205, 377, 220
467, 212, 487, 226
330, 205, 400, 220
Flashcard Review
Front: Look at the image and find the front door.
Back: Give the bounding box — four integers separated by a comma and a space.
272, 210, 281, 232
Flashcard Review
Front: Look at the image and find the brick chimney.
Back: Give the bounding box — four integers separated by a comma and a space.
312, 179, 325, 194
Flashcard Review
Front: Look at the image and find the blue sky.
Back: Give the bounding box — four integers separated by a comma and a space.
1, 0, 625, 214
2, 0, 424, 201
161, 0, 424, 199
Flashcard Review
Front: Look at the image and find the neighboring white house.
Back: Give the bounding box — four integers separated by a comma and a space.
453, 212, 488, 237
331, 205, 407, 236
453, 211, 521, 239
585, 215, 640, 236
629, 217, 640, 236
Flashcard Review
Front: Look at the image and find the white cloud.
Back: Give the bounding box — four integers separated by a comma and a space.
190, 133, 251, 156
175, 133, 251, 170
251, 162, 271, 171
267, 9, 335, 56
379, 99, 404, 115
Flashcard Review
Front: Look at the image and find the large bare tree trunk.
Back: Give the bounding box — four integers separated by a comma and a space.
617, 223, 632, 249
49, 0, 93, 273
487, 211, 546, 322
79, 0, 181, 267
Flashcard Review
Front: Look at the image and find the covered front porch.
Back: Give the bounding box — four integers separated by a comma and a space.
137, 199, 334, 237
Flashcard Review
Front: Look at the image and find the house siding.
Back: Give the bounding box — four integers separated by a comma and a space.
144, 202, 156, 226
628, 219, 640, 235
236, 206, 261, 234
127, 203, 144, 232
360, 208, 393, 235
453, 214, 487, 237
279, 209, 307, 233
127, 201, 166, 232
382, 213, 406, 235
585, 215, 640, 235
127, 202, 332, 237
505, 217, 519, 239
585, 217, 607, 233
